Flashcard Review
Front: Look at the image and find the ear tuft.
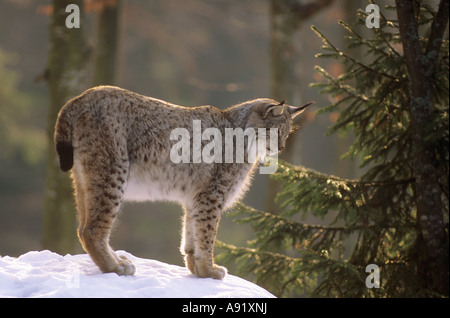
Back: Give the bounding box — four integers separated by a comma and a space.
288, 101, 314, 118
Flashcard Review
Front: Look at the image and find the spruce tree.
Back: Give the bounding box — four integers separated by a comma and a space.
217, 2, 449, 297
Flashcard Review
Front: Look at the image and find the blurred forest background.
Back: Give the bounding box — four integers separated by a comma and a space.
0, 0, 447, 297
0, 0, 351, 260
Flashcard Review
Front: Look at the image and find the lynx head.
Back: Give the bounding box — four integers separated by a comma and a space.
245, 98, 313, 155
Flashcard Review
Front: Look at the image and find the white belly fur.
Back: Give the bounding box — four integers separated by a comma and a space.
122, 168, 183, 203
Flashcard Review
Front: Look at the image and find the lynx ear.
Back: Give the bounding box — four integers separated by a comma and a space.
288, 101, 314, 118
262, 103, 284, 119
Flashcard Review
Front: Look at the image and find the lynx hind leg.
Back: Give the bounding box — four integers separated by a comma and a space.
80, 182, 135, 276
183, 194, 227, 280
72, 156, 134, 276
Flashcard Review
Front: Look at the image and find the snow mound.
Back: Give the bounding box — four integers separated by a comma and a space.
0, 250, 275, 298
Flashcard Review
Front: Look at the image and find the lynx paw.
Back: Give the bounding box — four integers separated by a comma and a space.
207, 264, 227, 280
115, 255, 136, 276
184, 252, 227, 279
194, 261, 227, 280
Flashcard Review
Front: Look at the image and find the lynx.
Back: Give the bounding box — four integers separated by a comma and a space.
54, 85, 311, 279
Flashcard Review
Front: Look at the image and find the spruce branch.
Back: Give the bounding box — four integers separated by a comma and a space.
312, 24, 400, 82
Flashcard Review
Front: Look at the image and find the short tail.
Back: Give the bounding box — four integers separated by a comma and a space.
54, 106, 74, 172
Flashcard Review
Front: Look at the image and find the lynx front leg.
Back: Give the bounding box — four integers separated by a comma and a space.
189, 196, 227, 280
193, 213, 227, 279
180, 207, 197, 274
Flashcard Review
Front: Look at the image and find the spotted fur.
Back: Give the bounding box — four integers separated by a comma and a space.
54, 85, 309, 278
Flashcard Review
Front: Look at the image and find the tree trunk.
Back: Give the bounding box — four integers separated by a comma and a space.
93, 0, 122, 86
42, 0, 88, 254
395, 0, 449, 295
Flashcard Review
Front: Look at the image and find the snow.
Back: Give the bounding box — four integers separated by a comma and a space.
0, 250, 275, 298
